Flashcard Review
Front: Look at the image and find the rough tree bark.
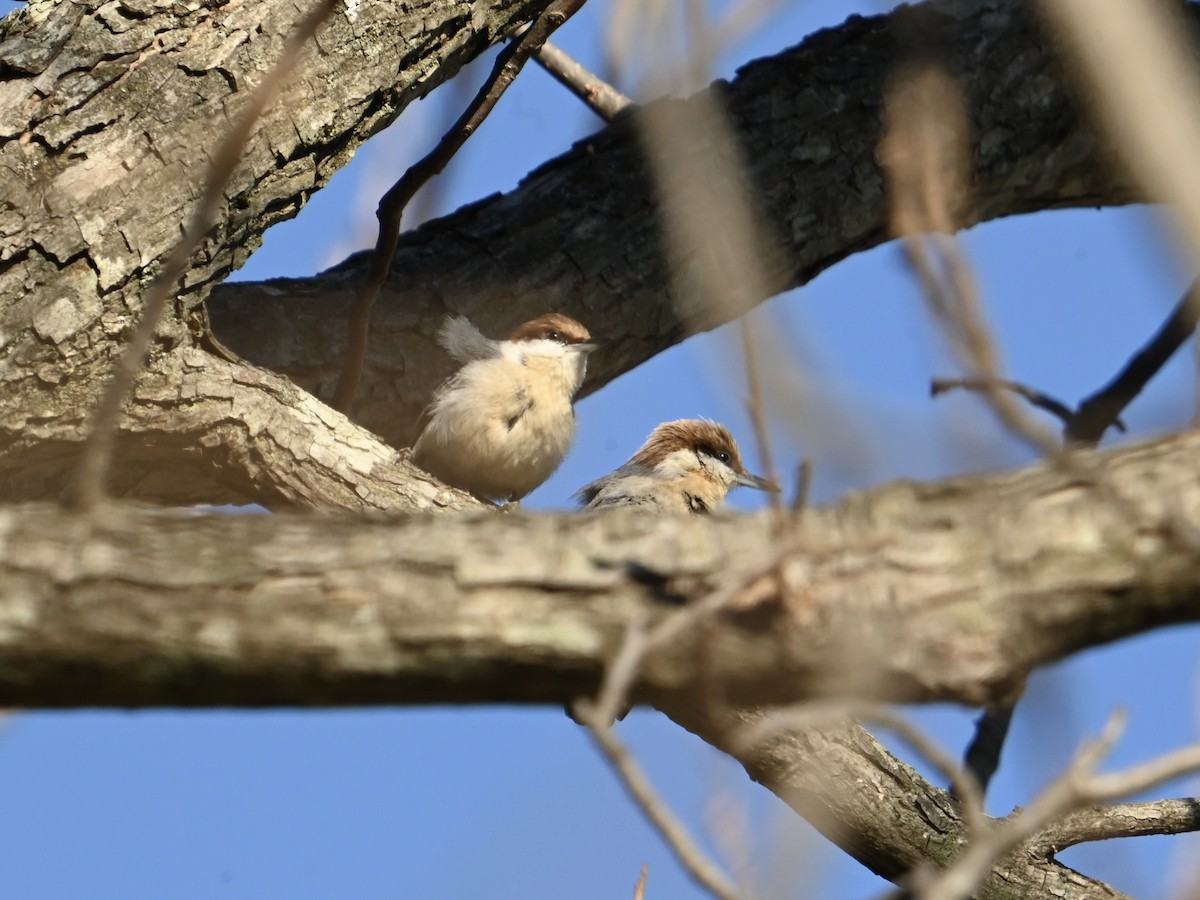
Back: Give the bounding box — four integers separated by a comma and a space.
6, 428, 1199, 896
0, 0, 1195, 896
207, 0, 1140, 451
0, 0, 549, 507
0, 0, 1142, 503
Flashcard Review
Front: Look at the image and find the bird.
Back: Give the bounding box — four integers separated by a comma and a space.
411, 312, 596, 504
576, 418, 778, 513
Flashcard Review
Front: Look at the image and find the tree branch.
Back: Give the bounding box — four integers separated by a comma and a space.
206, 0, 1145, 454
332, 0, 588, 410
72, 0, 345, 510
0, 0, 554, 505
574, 701, 740, 900
4, 429, 1200, 707
1028, 798, 1200, 857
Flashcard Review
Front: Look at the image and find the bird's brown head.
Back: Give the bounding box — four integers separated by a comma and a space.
632, 419, 779, 493
507, 313, 592, 347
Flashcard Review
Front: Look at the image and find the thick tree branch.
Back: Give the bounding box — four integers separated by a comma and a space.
332, 0, 588, 410
6, 407, 1200, 896
5, 348, 483, 510
73, 0, 345, 510
3, 429, 1200, 708
208, 0, 1146, 453
665, 710, 1126, 900
0, 0, 553, 505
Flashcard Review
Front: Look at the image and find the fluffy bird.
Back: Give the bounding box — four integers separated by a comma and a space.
576, 418, 778, 513
412, 313, 595, 503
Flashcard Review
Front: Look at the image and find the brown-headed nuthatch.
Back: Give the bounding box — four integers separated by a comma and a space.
412, 313, 595, 503
575, 418, 778, 513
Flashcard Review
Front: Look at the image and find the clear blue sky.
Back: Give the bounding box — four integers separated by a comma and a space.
3, 0, 1199, 896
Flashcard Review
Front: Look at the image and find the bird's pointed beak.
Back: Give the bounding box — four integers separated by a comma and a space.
574, 343, 598, 355
736, 470, 780, 493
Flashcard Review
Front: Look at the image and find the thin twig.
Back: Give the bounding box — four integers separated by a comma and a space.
790, 459, 812, 514
933, 274, 1200, 447
862, 708, 986, 835
918, 712, 1200, 900
633, 863, 649, 900
591, 616, 651, 727
914, 711, 1128, 900
1030, 0, 1200, 444
930, 377, 1100, 431
739, 318, 783, 522
532, 36, 633, 121
882, 61, 1080, 810
1026, 797, 1200, 857
881, 62, 1061, 460
574, 700, 741, 900
70, 0, 342, 511
905, 233, 1062, 459
1066, 278, 1200, 445
332, 0, 588, 411
595, 550, 791, 718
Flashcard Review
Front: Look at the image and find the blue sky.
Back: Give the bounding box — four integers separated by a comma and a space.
3, 0, 1199, 896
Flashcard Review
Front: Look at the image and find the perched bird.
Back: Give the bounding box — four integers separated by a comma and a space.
576, 418, 778, 513
412, 312, 595, 503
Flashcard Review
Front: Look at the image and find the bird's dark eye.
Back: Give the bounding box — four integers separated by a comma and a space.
547, 330, 561, 341
701, 445, 731, 464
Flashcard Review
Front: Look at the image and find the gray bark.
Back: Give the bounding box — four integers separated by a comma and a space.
3, 430, 1197, 710
208, 0, 1137, 450
0, 0, 1195, 896
0, 0, 545, 507
0, 0, 1141, 504
6, 427, 1198, 895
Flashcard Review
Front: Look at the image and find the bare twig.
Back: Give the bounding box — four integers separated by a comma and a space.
1027, 798, 1200, 857
930, 377, 1102, 432
633, 863, 649, 900
332, 0, 588, 411
1030, 0, 1200, 445
935, 278, 1200, 448
918, 712, 1200, 900
932, 277, 1200, 449
70, 0, 342, 511
863, 708, 986, 835
574, 701, 741, 900
881, 63, 1061, 460
905, 232, 1061, 458
532, 37, 633, 121
739, 318, 783, 521
884, 59, 1128, 813
591, 616, 651, 728
790, 459, 812, 514
1066, 278, 1200, 445
915, 712, 1126, 900
958, 703, 1016, 801
595, 548, 793, 719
